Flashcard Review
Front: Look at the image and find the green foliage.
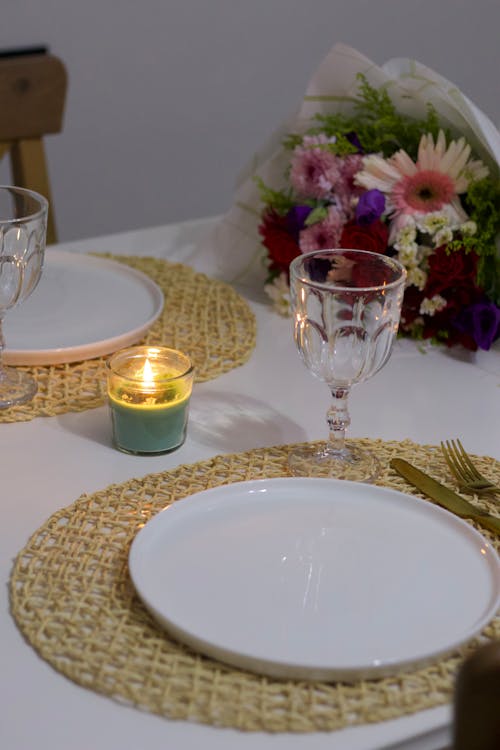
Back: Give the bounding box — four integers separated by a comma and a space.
308, 74, 443, 158
253, 176, 295, 214
450, 178, 500, 303
282, 134, 303, 151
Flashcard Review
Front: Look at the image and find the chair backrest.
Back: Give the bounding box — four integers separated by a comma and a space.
452, 641, 500, 750
0, 50, 67, 244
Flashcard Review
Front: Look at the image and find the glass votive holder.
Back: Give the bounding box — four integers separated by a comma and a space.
106, 346, 194, 455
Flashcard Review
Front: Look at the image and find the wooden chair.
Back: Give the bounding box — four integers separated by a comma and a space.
0, 50, 67, 244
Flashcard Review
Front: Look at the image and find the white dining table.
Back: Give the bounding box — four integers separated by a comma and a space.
1, 215, 499, 750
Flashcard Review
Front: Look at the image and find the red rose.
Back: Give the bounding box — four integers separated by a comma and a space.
340, 219, 389, 254
425, 245, 479, 296
259, 210, 301, 274
400, 286, 425, 329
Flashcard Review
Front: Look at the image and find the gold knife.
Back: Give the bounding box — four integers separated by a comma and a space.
390, 458, 500, 535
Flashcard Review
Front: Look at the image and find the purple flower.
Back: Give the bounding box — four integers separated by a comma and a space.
454, 300, 500, 350
286, 205, 312, 240
355, 190, 386, 226
345, 131, 363, 153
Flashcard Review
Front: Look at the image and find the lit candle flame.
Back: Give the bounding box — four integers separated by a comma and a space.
142, 357, 155, 388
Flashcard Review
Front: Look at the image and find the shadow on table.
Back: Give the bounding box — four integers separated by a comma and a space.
57, 406, 111, 448
189, 391, 307, 452
55, 392, 307, 454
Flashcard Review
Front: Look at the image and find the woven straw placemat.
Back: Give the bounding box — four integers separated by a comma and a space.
0, 255, 256, 424
10, 438, 500, 732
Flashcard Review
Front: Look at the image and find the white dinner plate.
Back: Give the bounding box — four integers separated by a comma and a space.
3, 249, 164, 365
129, 478, 500, 682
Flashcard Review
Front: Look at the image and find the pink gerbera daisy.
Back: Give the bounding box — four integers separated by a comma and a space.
354, 130, 489, 225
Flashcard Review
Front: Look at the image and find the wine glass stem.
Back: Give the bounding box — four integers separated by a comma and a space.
326, 387, 351, 453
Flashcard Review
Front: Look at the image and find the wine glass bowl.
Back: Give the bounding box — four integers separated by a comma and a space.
289, 249, 406, 481
0, 186, 48, 407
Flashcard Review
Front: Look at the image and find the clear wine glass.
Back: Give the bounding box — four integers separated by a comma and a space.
288, 248, 406, 482
0, 186, 48, 407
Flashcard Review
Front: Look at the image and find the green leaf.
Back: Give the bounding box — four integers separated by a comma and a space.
305, 206, 329, 225
460, 177, 500, 303
253, 176, 294, 214
307, 74, 443, 158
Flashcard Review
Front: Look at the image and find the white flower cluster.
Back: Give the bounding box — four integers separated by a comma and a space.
419, 294, 447, 316
265, 273, 291, 316
264, 213, 478, 319
393, 220, 428, 291
394, 212, 477, 313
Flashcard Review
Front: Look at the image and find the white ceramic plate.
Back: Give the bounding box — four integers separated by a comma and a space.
3, 250, 164, 365
129, 478, 500, 682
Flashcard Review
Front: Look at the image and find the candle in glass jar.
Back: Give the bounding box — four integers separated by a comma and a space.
106, 346, 194, 455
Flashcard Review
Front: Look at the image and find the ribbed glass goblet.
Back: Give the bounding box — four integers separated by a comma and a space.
0, 186, 48, 407
289, 248, 406, 482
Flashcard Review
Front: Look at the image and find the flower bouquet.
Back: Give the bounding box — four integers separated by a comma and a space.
197, 45, 500, 351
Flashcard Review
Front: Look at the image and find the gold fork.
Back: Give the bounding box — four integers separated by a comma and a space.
441, 439, 500, 496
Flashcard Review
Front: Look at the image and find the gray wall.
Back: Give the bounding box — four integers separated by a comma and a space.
2, 0, 499, 242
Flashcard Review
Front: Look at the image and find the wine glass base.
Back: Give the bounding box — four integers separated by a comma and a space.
0, 367, 38, 408
288, 441, 380, 483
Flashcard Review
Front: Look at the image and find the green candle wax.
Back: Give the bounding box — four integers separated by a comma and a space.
109, 392, 190, 455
